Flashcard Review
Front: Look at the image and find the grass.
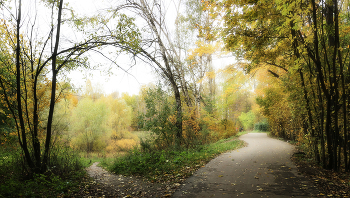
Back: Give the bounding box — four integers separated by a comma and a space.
108, 135, 245, 183
0, 169, 87, 197
0, 147, 88, 198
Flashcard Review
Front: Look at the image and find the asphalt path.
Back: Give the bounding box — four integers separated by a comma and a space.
172, 133, 319, 198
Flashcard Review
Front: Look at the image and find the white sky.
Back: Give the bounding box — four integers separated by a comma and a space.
66, 0, 157, 96
64, 0, 236, 96
2, 0, 236, 96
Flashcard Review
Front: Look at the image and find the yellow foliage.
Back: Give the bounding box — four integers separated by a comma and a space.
182, 108, 201, 140
67, 93, 79, 107
106, 139, 138, 152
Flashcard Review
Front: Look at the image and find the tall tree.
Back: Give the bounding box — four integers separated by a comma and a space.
112, 0, 186, 147
181, 0, 222, 114
222, 0, 350, 171
0, 0, 142, 174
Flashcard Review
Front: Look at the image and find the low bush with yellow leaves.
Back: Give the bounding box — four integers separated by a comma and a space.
106, 138, 138, 152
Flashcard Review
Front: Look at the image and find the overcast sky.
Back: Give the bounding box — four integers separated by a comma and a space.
66, 0, 159, 96
64, 0, 236, 96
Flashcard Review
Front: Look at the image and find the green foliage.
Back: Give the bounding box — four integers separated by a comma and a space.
203, 95, 216, 115
0, 170, 85, 197
142, 84, 177, 148
254, 119, 269, 132
109, 137, 244, 183
238, 110, 255, 130
70, 97, 109, 152
0, 146, 85, 197
255, 86, 293, 139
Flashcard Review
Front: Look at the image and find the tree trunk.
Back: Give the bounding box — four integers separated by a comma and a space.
299, 69, 320, 163
15, 0, 35, 171
42, 0, 64, 172
173, 83, 182, 148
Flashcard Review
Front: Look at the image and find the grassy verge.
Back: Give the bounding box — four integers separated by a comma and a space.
108, 135, 245, 183
0, 170, 87, 197
0, 147, 88, 198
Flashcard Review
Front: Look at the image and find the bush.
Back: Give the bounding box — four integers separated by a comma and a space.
142, 84, 177, 148
238, 110, 255, 130
106, 138, 138, 152
47, 146, 84, 177
254, 120, 269, 131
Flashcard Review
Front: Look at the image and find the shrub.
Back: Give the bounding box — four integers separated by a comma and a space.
254, 119, 269, 131
106, 139, 138, 152
238, 110, 255, 130
142, 84, 177, 148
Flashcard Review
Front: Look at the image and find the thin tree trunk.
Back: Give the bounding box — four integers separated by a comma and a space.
299, 69, 320, 163
42, 0, 64, 172
334, 0, 348, 171
16, 0, 35, 171
173, 83, 182, 148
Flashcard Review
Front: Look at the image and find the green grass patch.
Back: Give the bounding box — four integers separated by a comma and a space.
108, 136, 245, 183
236, 131, 248, 136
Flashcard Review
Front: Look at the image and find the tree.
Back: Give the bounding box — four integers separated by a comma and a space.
0, 0, 69, 174
0, 0, 142, 174
142, 84, 177, 147
217, 65, 251, 127
111, 0, 186, 147
104, 94, 133, 139
121, 92, 141, 130
222, 0, 350, 171
181, 0, 222, 114
70, 97, 109, 152
238, 110, 255, 131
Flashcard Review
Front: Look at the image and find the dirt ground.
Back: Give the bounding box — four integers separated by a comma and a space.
74, 162, 178, 197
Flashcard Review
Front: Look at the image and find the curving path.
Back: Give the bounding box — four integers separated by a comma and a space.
172, 133, 319, 198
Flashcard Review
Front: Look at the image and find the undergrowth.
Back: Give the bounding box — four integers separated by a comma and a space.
0, 146, 87, 198
108, 135, 245, 183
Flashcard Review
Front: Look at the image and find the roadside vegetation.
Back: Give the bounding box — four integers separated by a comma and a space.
0, 132, 246, 197
106, 135, 244, 184
0, 147, 86, 197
